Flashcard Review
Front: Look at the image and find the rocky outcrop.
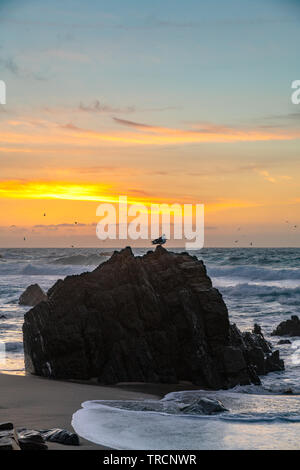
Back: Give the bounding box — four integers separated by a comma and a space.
272, 315, 300, 337
19, 284, 47, 307
23, 247, 284, 389
278, 339, 292, 345
180, 397, 227, 415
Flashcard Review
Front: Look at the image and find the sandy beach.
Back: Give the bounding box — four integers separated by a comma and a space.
0, 373, 197, 450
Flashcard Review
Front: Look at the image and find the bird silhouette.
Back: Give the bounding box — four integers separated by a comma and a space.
152, 234, 167, 246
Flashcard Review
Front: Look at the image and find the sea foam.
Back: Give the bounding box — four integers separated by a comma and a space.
72, 390, 300, 450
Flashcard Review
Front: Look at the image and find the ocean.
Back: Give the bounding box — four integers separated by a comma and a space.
1, 247, 300, 449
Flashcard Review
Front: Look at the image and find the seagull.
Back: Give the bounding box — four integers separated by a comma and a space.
152, 234, 167, 246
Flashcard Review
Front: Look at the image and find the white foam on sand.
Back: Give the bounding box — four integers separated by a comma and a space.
72, 390, 300, 450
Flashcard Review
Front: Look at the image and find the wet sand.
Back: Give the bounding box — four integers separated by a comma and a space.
0, 373, 196, 450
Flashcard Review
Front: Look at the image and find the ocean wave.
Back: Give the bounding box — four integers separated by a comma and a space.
51, 253, 109, 266
208, 265, 300, 281
20, 263, 90, 276
224, 384, 273, 395
219, 283, 300, 301
219, 413, 300, 423
72, 391, 300, 449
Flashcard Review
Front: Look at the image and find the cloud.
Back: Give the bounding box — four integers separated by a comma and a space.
257, 170, 276, 183
111, 117, 300, 144
0, 55, 47, 81
42, 102, 180, 116
264, 111, 300, 121
255, 169, 292, 184
127, 188, 151, 197
2, 14, 298, 31
2, 116, 300, 149
113, 117, 155, 129
149, 17, 299, 29
33, 223, 89, 230
59, 122, 83, 131
79, 100, 136, 114
0, 57, 19, 75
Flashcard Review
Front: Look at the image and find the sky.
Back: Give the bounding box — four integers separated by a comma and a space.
0, 0, 299, 247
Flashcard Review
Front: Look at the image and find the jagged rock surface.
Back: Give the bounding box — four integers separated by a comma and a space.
19, 284, 47, 307
23, 247, 284, 388
272, 315, 300, 337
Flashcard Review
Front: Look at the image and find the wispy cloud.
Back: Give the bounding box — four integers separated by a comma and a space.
1, 117, 300, 150
257, 170, 276, 183
113, 117, 155, 129
2, 14, 298, 31
264, 111, 300, 121
0, 55, 47, 81
255, 169, 293, 184
79, 100, 135, 114
42, 101, 178, 115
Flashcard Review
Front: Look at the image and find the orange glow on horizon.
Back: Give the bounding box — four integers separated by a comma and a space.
0, 179, 260, 215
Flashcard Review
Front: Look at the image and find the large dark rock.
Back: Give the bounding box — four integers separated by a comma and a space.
272, 315, 300, 337
40, 428, 79, 446
17, 429, 48, 451
19, 284, 47, 307
23, 247, 284, 389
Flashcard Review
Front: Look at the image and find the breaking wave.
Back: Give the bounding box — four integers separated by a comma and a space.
51, 253, 110, 266
209, 265, 300, 281
72, 390, 300, 449
219, 283, 300, 300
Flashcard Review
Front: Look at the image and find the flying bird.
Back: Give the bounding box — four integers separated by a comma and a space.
152, 234, 167, 246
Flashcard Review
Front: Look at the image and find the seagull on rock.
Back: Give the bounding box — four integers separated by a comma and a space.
152, 234, 167, 246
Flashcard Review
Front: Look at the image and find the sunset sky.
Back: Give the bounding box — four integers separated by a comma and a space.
0, 0, 300, 247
